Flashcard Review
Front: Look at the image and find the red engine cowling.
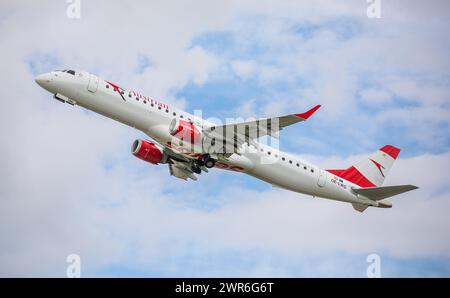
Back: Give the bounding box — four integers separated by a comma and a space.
131, 139, 164, 164
169, 118, 201, 144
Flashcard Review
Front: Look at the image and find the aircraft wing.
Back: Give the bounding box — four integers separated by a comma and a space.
203, 105, 320, 152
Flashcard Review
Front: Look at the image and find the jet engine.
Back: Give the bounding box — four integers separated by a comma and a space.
169, 118, 201, 144
131, 139, 166, 164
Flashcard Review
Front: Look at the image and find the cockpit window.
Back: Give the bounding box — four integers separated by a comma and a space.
56, 69, 75, 75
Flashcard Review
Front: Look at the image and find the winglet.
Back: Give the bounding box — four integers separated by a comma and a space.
295, 104, 321, 120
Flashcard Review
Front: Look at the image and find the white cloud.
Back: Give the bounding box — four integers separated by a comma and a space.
386, 78, 450, 107
232, 98, 258, 118
1, 0, 450, 277
186, 46, 220, 85
230, 59, 256, 80
359, 88, 392, 105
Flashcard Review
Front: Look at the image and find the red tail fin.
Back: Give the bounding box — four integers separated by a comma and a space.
326, 145, 400, 188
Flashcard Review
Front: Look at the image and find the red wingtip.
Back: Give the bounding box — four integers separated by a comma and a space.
380, 145, 401, 159
295, 104, 321, 120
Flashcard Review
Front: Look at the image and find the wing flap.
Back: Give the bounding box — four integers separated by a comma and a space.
168, 162, 197, 181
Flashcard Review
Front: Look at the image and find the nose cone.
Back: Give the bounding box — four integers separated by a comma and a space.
35, 73, 52, 89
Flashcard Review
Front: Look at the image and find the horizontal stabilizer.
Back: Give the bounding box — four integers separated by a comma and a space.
352, 185, 418, 201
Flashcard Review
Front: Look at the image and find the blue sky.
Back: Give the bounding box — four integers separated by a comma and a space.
1, 0, 450, 277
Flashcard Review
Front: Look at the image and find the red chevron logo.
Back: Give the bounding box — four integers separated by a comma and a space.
370, 158, 385, 177
106, 80, 126, 101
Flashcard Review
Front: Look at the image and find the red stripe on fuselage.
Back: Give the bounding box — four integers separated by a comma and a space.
326, 167, 376, 188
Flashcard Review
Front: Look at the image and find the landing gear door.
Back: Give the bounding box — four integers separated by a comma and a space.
317, 170, 327, 187
87, 74, 99, 93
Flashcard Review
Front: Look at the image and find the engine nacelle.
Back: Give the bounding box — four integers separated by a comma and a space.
131, 139, 165, 164
169, 118, 201, 144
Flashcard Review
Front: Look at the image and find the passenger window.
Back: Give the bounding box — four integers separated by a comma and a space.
67, 70, 75, 75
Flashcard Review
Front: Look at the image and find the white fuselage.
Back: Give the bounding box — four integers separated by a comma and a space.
35, 70, 371, 206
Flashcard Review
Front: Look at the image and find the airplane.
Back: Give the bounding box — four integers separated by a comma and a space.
35, 69, 418, 212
